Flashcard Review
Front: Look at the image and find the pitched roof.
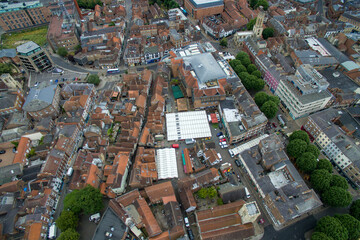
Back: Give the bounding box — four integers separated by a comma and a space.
13, 136, 31, 165
23, 83, 58, 112
135, 197, 162, 237
26, 222, 42, 240
144, 181, 175, 204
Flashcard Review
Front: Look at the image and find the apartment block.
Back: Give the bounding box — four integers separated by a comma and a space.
275, 64, 332, 119
16, 41, 53, 73
0, 1, 51, 31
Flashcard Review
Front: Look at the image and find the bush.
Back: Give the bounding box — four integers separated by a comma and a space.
87, 74, 101, 86
57, 47, 68, 57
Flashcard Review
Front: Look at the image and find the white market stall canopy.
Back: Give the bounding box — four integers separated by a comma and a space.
166, 110, 212, 141
156, 148, 178, 179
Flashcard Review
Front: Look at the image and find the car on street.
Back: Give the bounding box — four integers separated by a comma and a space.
0, 150, 5, 154
272, 122, 277, 128
235, 159, 241, 167
218, 135, 225, 139
219, 138, 226, 142
216, 132, 223, 137
220, 143, 228, 148
184, 217, 190, 227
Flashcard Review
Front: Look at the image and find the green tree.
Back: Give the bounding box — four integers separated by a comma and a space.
57, 47, 68, 57
289, 130, 310, 144
334, 214, 360, 240
250, 0, 257, 8
11, 141, 19, 149
77, 0, 102, 9
286, 139, 308, 158
251, 70, 262, 78
247, 64, 257, 74
26, 148, 36, 158
219, 38, 228, 47
262, 27, 275, 39
314, 216, 348, 240
317, 159, 333, 173
217, 198, 224, 205
207, 186, 217, 198
311, 232, 333, 240
330, 175, 348, 189
56, 210, 79, 232
252, 78, 265, 91
74, 44, 82, 53
197, 188, 208, 199
109, 21, 115, 26
64, 185, 104, 215
350, 200, 360, 220
254, 92, 268, 107
57, 228, 80, 240
310, 169, 332, 192
247, 18, 256, 30
236, 51, 251, 67
296, 152, 317, 173
87, 74, 101, 86
234, 64, 247, 74
322, 186, 352, 207
229, 59, 242, 68
306, 144, 320, 158
260, 100, 277, 119
256, 0, 269, 10
0, 63, 12, 75
268, 95, 280, 106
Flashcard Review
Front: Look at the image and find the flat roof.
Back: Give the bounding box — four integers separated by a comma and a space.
229, 134, 269, 157
16, 41, 40, 54
156, 148, 178, 179
189, 0, 223, 8
166, 111, 212, 141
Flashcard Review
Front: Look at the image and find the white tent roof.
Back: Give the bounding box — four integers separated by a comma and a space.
166, 111, 212, 141
156, 148, 178, 179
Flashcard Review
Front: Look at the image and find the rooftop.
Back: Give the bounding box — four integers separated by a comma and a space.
23, 82, 58, 112
182, 52, 227, 88
189, 0, 223, 8
92, 207, 127, 240
16, 41, 40, 54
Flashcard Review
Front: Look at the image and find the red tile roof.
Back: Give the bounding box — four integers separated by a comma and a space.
144, 181, 175, 204
136, 197, 162, 237
13, 137, 31, 165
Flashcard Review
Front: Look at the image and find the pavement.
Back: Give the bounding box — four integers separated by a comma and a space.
50, 55, 98, 74
29, 70, 89, 88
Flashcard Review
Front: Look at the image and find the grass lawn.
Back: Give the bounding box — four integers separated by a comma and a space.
2, 26, 48, 49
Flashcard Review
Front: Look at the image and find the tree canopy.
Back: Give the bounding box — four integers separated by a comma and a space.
287, 139, 308, 158
64, 185, 104, 215
87, 74, 101, 86
219, 38, 228, 47
57, 47, 68, 57
254, 92, 268, 107
0, 63, 12, 75
350, 200, 360, 221
229, 59, 242, 68
247, 18, 256, 30
57, 228, 80, 240
322, 186, 352, 207
314, 216, 348, 240
234, 64, 247, 74
334, 214, 360, 240
306, 144, 320, 158
310, 169, 332, 192
267, 95, 280, 106
251, 70, 262, 78
317, 159, 333, 173
311, 232, 333, 240
250, 0, 269, 10
260, 100, 277, 119
247, 64, 257, 74
262, 27, 274, 39
296, 152, 317, 173
289, 130, 310, 144
236, 51, 251, 67
56, 210, 79, 232
330, 175, 348, 189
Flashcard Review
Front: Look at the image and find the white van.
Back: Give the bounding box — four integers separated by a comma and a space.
217, 153, 222, 162
184, 217, 190, 227
48, 224, 57, 239
245, 187, 250, 199
185, 138, 196, 145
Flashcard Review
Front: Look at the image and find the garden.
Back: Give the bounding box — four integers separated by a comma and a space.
2, 26, 48, 49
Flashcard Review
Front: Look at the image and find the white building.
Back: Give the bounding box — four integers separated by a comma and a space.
275, 64, 332, 119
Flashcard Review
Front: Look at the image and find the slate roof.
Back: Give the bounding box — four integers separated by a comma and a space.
23, 83, 58, 112
0, 49, 16, 58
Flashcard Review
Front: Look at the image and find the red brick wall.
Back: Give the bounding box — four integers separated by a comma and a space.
184, 0, 223, 20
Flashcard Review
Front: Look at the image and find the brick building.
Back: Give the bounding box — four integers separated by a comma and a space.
0, 1, 51, 31
184, 0, 224, 20
22, 82, 60, 120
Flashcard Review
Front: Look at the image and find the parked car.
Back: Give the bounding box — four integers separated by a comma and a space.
272, 122, 277, 128
172, 144, 179, 148
219, 138, 226, 142
234, 159, 241, 167
220, 143, 228, 148
216, 132, 223, 137
0, 150, 5, 154
184, 217, 190, 228
218, 135, 225, 139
